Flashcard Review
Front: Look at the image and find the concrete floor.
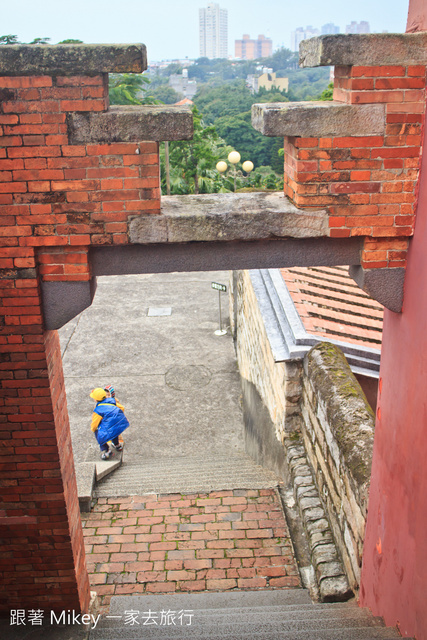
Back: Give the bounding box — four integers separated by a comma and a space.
58, 271, 245, 466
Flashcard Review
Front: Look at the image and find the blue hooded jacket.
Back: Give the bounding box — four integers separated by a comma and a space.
93, 397, 129, 445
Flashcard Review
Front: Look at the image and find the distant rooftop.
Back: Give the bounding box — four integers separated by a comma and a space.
280, 266, 383, 350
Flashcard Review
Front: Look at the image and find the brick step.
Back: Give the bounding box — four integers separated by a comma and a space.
94, 454, 279, 497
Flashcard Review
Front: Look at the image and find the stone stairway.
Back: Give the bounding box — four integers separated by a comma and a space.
94, 452, 279, 497
88, 589, 406, 640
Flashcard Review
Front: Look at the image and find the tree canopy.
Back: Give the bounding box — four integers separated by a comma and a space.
108, 74, 159, 105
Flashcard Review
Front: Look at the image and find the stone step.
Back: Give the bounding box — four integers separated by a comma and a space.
94, 453, 280, 497
87, 591, 404, 640
109, 589, 313, 611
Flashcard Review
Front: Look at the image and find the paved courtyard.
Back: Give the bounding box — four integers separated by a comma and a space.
59, 271, 246, 466
82, 489, 300, 611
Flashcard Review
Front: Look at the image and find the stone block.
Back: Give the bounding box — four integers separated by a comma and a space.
316, 560, 344, 581
312, 543, 339, 566
299, 32, 427, 68
300, 496, 323, 511
0, 43, 146, 76
252, 101, 386, 137
319, 575, 353, 602
67, 105, 193, 143
309, 529, 334, 549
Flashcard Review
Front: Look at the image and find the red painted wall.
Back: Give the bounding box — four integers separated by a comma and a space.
360, 5, 427, 634
407, 0, 427, 32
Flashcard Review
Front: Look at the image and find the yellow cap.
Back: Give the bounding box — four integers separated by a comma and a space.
90, 388, 107, 401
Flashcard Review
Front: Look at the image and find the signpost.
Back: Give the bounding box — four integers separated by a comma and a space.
211, 282, 227, 335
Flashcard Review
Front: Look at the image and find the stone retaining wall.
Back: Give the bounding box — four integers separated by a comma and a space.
230, 270, 303, 476
232, 270, 375, 593
301, 343, 375, 592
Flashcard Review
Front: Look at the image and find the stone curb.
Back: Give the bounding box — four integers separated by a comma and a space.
286, 443, 353, 602
77, 447, 124, 512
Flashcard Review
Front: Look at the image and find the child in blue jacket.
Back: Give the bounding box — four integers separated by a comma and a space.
90, 387, 129, 460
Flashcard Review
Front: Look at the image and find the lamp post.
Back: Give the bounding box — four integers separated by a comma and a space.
216, 152, 253, 192
228, 151, 240, 193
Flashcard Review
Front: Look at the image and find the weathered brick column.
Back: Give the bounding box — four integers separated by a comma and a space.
252, 33, 427, 312
0, 44, 192, 614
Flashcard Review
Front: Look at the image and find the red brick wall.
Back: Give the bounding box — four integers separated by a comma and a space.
0, 73, 161, 613
0, 271, 89, 612
283, 64, 426, 269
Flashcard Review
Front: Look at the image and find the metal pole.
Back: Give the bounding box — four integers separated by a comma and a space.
165, 141, 171, 196
234, 165, 236, 193
214, 289, 227, 336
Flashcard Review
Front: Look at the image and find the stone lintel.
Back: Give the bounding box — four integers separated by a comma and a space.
252, 101, 386, 138
129, 192, 329, 243
67, 105, 193, 143
349, 265, 405, 313
0, 44, 146, 76
299, 32, 427, 68
91, 238, 363, 279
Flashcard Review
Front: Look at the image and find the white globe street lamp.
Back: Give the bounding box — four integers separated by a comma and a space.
228, 151, 241, 165
228, 152, 240, 191
216, 152, 253, 192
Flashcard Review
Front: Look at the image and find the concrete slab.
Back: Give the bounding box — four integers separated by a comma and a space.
76, 462, 96, 512
129, 192, 329, 244
59, 272, 245, 469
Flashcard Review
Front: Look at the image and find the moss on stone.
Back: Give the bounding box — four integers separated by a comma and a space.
304, 342, 375, 489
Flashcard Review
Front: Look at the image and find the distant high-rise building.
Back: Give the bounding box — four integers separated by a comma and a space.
346, 21, 370, 34
290, 26, 320, 52
235, 34, 273, 60
321, 23, 340, 35
199, 3, 228, 59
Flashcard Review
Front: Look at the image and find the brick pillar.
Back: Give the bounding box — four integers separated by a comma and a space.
0, 268, 90, 613
282, 63, 427, 271
0, 65, 160, 612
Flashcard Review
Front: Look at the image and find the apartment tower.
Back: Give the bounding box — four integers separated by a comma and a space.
199, 3, 228, 59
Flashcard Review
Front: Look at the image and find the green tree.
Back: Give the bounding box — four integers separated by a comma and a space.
151, 85, 181, 104
109, 74, 158, 105
0, 35, 20, 44
262, 47, 297, 71
160, 63, 183, 77
194, 81, 254, 123
29, 37, 51, 45
160, 107, 233, 195
319, 82, 334, 101
58, 39, 83, 44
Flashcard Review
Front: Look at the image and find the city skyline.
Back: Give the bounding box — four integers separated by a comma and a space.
1, 0, 408, 61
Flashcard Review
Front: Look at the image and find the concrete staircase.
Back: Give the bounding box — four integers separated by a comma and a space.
88, 589, 406, 639
94, 452, 279, 497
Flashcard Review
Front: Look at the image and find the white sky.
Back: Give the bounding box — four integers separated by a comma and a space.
1, 0, 409, 61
